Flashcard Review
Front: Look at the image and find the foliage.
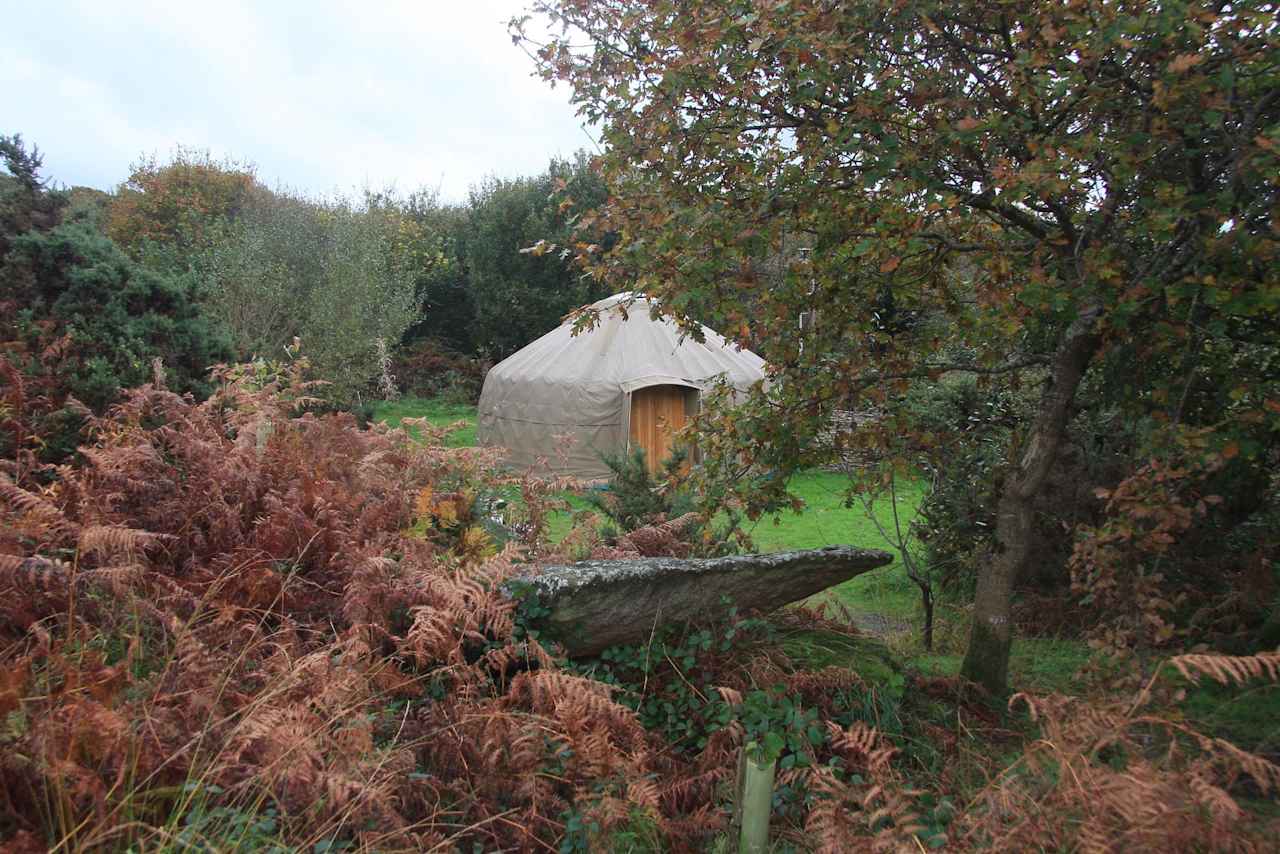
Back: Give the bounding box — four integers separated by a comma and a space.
390, 338, 486, 403
953, 655, 1280, 851
3, 361, 1278, 849
302, 199, 423, 403
519, 0, 1280, 694
106, 147, 259, 259
197, 187, 328, 358
901, 374, 1128, 597
0, 360, 937, 852
1070, 426, 1280, 654
566, 606, 931, 846
588, 447, 692, 531
462, 152, 614, 359
0, 359, 582, 850
1, 137, 231, 466
4, 223, 230, 409
587, 446, 748, 557
376, 189, 476, 354
198, 189, 426, 404
0, 134, 64, 255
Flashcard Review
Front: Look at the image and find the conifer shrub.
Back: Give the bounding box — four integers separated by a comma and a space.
587, 447, 747, 557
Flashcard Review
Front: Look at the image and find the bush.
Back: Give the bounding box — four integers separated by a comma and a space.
906, 375, 1133, 600
1, 136, 232, 468
3, 359, 1277, 852
903, 376, 1019, 596
1, 224, 231, 467
391, 337, 486, 403
586, 447, 747, 557
5, 223, 230, 407
198, 189, 424, 406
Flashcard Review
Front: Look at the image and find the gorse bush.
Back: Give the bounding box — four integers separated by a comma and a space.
5, 222, 230, 410
1, 136, 231, 467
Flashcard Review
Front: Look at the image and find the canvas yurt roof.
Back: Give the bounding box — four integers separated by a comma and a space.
477, 292, 766, 479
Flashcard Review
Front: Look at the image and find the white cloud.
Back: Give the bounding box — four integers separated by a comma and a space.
1, 0, 592, 201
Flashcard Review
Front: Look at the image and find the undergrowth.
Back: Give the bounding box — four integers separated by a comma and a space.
2, 357, 1278, 851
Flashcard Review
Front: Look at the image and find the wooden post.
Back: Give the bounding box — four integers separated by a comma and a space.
735, 744, 776, 854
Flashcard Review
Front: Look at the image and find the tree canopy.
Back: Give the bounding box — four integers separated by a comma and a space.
106, 148, 260, 259
462, 153, 613, 359
520, 0, 1280, 693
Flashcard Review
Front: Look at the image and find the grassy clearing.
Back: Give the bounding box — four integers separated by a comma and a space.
372, 401, 920, 551
372, 400, 927, 607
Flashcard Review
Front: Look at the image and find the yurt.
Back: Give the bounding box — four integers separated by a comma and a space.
477, 293, 766, 480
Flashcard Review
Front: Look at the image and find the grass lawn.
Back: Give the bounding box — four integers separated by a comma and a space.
374, 397, 478, 448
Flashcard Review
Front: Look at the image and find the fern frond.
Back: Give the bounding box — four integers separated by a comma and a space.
1169, 651, 1280, 687
78, 525, 174, 561
0, 474, 80, 542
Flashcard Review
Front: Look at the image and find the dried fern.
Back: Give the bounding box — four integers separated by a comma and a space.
1169, 651, 1280, 687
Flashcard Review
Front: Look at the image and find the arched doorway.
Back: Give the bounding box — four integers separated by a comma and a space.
628, 384, 698, 474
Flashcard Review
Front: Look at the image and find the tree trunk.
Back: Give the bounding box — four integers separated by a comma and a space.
960, 303, 1102, 696
920, 583, 934, 652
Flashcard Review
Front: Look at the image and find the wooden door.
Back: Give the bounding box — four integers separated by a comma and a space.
629, 385, 691, 474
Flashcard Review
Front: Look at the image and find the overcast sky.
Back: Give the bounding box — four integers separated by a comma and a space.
1, 1, 594, 202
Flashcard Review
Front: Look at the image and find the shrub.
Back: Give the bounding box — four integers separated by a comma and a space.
198, 190, 424, 406
4, 222, 230, 408
3, 360, 1277, 851
906, 375, 1135, 601
586, 447, 747, 557
391, 337, 486, 403
1, 136, 232, 468
904, 376, 1020, 596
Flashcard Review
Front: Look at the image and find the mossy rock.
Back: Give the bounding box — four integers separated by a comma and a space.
777, 628, 901, 688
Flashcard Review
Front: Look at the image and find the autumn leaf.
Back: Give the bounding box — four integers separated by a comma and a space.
879, 256, 901, 273
1168, 53, 1203, 74
414, 486, 434, 520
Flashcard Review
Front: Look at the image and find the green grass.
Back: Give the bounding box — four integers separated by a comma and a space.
746, 470, 924, 553
1180, 679, 1280, 756
913, 637, 1095, 695
373, 396, 477, 448
748, 470, 928, 624
374, 398, 930, 618
373, 400, 919, 549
